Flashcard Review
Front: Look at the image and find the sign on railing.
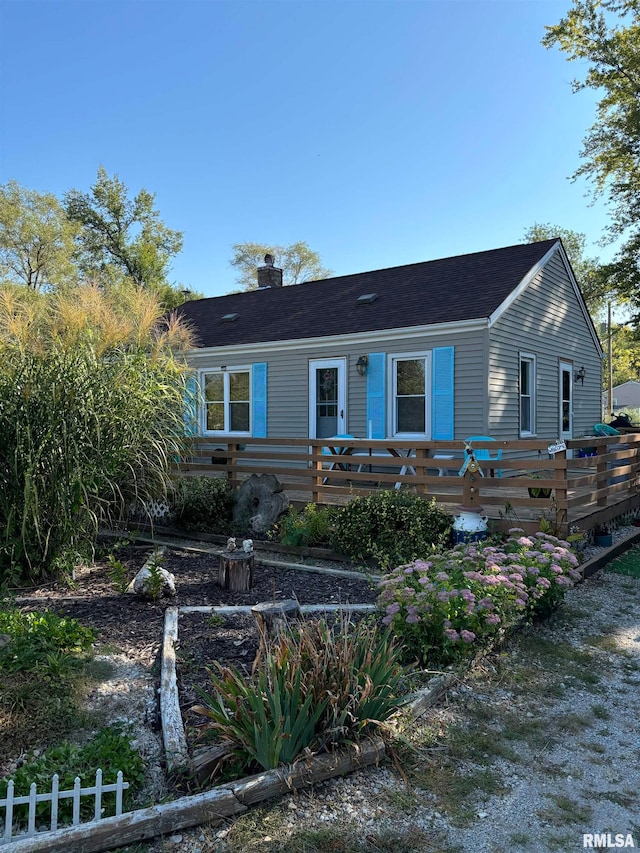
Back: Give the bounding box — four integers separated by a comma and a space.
0, 769, 129, 845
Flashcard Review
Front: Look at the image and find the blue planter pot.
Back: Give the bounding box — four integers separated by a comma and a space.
594, 534, 613, 547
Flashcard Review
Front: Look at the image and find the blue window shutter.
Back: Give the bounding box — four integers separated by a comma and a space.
432, 347, 454, 440
184, 374, 199, 436
366, 353, 386, 439
252, 362, 268, 438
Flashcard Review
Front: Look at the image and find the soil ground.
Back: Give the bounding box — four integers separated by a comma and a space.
16, 546, 378, 671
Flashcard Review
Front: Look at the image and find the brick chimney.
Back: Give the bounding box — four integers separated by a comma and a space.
257, 253, 283, 289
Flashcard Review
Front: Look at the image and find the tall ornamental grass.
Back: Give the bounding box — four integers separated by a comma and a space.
378, 530, 581, 667
0, 283, 194, 585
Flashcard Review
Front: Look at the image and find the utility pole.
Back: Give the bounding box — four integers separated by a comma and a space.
608, 301, 614, 418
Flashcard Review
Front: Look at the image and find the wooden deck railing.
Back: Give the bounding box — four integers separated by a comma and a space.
175, 435, 640, 537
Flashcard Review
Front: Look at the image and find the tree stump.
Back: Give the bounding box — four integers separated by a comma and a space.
251, 599, 301, 639
218, 551, 255, 591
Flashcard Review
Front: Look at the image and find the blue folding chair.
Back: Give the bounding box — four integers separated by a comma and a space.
465, 436, 502, 477
594, 423, 620, 436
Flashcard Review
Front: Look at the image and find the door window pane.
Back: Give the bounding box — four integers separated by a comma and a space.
519, 356, 535, 435
562, 370, 571, 432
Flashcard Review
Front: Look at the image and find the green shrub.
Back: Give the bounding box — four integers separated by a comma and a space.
271, 503, 336, 547
0, 724, 145, 827
0, 607, 96, 674
0, 606, 97, 758
192, 616, 404, 774
331, 491, 452, 569
171, 476, 235, 533
378, 530, 582, 666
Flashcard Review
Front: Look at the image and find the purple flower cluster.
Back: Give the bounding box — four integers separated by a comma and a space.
377, 529, 580, 666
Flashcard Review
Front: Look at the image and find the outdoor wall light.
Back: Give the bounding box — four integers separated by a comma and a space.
574, 366, 586, 385
355, 355, 369, 376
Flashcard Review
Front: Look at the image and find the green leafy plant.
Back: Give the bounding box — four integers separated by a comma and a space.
143, 549, 166, 601
0, 724, 145, 827
192, 616, 404, 774
271, 503, 336, 547
171, 476, 235, 534
528, 471, 553, 499
0, 607, 95, 675
287, 616, 405, 744
193, 655, 327, 770
0, 606, 99, 771
331, 491, 452, 569
107, 554, 129, 594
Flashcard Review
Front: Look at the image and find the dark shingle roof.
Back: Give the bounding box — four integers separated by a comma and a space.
177, 239, 559, 349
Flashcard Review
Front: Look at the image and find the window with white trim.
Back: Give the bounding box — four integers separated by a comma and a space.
519, 354, 536, 436
391, 353, 431, 437
202, 368, 251, 434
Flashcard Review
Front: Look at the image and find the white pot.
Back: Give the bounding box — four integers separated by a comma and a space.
453, 510, 488, 543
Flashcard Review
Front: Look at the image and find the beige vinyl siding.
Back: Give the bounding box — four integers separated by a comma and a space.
489, 252, 602, 441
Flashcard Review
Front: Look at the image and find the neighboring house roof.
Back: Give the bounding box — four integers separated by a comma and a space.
176, 239, 578, 349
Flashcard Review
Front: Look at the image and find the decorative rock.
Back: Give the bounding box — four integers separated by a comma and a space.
242, 538, 253, 553
127, 551, 176, 599
233, 473, 289, 534
0, 634, 11, 650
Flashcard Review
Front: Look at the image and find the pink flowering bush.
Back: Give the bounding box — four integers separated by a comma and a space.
377, 529, 581, 666
501, 529, 582, 619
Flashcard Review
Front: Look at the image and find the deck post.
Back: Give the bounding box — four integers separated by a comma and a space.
227, 443, 239, 486
596, 447, 608, 507
312, 442, 323, 503
415, 447, 428, 495
553, 449, 569, 539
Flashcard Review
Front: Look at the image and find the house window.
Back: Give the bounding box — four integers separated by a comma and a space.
202, 368, 251, 434
519, 354, 536, 436
391, 354, 431, 436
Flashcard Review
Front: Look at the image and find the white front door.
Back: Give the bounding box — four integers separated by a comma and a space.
309, 358, 346, 438
560, 361, 573, 445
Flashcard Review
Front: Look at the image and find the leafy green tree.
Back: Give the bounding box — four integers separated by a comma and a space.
230, 241, 332, 290
543, 1, 640, 316
0, 181, 80, 291
606, 322, 640, 385
523, 222, 611, 316
65, 166, 184, 299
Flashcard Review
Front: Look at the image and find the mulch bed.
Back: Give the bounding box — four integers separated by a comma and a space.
15, 546, 380, 742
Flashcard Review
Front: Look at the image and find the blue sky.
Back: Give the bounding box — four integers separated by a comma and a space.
0, 0, 611, 298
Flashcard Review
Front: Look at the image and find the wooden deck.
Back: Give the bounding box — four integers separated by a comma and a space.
176, 435, 640, 538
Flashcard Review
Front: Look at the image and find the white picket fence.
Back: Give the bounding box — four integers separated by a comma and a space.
0, 769, 129, 845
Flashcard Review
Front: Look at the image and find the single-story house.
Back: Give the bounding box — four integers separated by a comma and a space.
177, 239, 603, 445
606, 380, 640, 413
